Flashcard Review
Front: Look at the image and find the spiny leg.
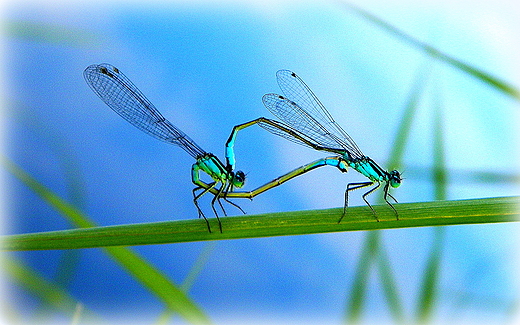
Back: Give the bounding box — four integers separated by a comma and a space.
383, 182, 399, 220
193, 182, 218, 233
192, 186, 211, 232
211, 182, 229, 233
212, 179, 248, 232
215, 188, 228, 217
386, 192, 398, 204
221, 182, 246, 215
214, 180, 241, 217
222, 197, 246, 214
192, 186, 207, 218
338, 181, 374, 223
213, 178, 235, 217
361, 182, 381, 222
193, 182, 218, 215
213, 180, 247, 219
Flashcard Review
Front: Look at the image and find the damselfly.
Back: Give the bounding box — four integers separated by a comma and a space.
84, 63, 247, 233
225, 70, 402, 222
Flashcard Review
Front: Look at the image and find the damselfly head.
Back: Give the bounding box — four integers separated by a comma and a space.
389, 170, 402, 188
233, 170, 246, 188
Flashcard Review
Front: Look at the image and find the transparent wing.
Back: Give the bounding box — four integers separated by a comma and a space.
256, 114, 322, 150
84, 63, 206, 158
262, 94, 342, 151
273, 69, 364, 158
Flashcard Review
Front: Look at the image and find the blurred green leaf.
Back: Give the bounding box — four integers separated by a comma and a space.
5, 21, 101, 47
104, 246, 210, 324
156, 242, 218, 324
181, 242, 218, 292
377, 244, 405, 323
432, 86, 448, 201
345, 59, 433, 324
416, 228, 445, 322
415, 83, 448, 322
344, 231, 379, 324
3, 158, 211, 324
338, 2, 520, 100
387, 61, 430, 170
3, 257, 95, 320
9, 101, 87, 290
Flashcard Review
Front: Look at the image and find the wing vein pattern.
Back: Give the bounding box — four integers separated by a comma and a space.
260, 69, 364, 159
84, 63, 206, 158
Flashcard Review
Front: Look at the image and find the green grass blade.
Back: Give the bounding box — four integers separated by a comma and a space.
53, 250, 81, 295
180, 242, 218, 292
337, 2, 520, 100
71, 303, 84, 325
7, 100, 87, 296
376, 243, 405, 323
387, 61, 430, 170
156, 242, 218, 325
5, 21, 101, 47
3, 257, 96, 320
4, 158, 94, 228
438, 55, 520, 99
432, 87, 448, 201
103, 246, 210, 324
344, 231, 379, 324
415, 228, 445, 323
2, 197, 517, 250
347, 58, 430, 323
390, 166, 519, 185
415, 84, 448, 322
4, 158, 210, 324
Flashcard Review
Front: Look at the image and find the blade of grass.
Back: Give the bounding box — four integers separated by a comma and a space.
415, 82, 448, 322
103, 246, 210, 325
3, 257, 97, 321
376, 241, 405, 323
5, 21, 101, 47
344, 231, 379, 324
8, 101, 87, 303
2, 196, 517, 250
3, 158, 210, 324
156, 242, 218, 325
180, 242, 218, 292
71, 303, 84, 325
19, 102, 87, 290
369, 61, 433, 322
397, 166, 520, 185
337, 2, 520, 100
6, 102, 88, 209
4, 158, 92, 228
432, 86, 448, 201
346, 59, 432, 323
416, 228, 445, 323
387, 60, 431, 170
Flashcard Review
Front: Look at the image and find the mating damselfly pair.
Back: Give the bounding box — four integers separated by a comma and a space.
84, 64, 402, 233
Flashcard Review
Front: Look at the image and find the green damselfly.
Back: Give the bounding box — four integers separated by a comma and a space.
225, 70, 402, 222
84, 64, 342, 232
84, 63, 247, 232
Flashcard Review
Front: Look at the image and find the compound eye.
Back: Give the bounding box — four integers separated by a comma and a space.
390, 170, 401, 188
233, 171, 246, 188
391, 179, 400, 188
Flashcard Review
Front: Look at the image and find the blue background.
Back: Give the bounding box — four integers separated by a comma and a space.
4, 0, 520, 324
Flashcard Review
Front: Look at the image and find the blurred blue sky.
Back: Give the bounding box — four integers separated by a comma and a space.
4, 0, 520, 324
